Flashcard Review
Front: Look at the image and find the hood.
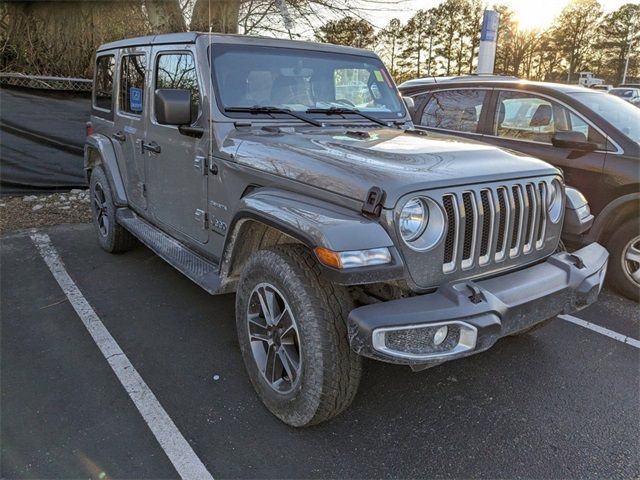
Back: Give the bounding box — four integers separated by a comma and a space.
230, 127, 559, 208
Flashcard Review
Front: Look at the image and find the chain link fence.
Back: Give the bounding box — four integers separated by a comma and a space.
0, 73, 93, 92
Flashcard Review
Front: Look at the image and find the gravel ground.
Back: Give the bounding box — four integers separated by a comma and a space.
0, 189, 91, 234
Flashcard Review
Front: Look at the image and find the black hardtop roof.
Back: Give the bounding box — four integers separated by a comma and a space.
97, 32, 379, 57
397, 76, 593, 95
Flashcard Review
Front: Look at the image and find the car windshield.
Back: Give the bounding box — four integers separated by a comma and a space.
568, 91, 640, 143
211, 44, 405, 120
610, 89, 634, 98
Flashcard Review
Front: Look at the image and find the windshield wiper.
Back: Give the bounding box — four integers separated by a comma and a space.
305, 107, 394, 128
225, 106, 323, 127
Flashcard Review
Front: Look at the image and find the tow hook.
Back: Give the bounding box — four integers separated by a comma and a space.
567, 253, 586, 269
467, 284, 484, 304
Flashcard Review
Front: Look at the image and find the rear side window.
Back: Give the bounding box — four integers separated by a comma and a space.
421, 90, 486, 133
119, 55, 146, 116
94, 55, 115, 111
155, 53, 200, 123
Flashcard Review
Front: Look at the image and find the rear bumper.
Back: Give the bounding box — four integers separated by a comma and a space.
347, 243, 608, 367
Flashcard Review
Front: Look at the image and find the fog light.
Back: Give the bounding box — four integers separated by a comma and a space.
433, 325, 448, 345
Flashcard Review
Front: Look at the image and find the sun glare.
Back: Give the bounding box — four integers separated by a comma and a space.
510, 0, 566, 30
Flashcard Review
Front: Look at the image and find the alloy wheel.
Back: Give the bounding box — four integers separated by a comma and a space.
247, 283, 302, 394
622, 235, 640, 288
92, 182, 110, 237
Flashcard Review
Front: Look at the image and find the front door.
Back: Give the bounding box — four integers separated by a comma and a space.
145, 47, 208, 244
113, 47, 149, 211
483, 90, 609, 212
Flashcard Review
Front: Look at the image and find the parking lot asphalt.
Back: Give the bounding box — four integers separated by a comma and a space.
2, 223, 639, 479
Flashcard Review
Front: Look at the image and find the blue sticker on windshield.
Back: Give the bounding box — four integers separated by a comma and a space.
129, 87, 143, 112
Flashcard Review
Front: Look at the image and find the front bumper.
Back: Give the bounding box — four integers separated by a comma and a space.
348, 243, 608, 367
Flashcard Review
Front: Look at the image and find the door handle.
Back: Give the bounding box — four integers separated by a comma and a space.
142, 141, 161, 154
112, 131, 126, 142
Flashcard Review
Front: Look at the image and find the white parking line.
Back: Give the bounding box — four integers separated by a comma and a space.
559, 314, 640, 349
30, 233, 214, 480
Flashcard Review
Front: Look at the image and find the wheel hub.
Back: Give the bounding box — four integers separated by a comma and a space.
247, 283, 302, 394
622, 235, 640, 287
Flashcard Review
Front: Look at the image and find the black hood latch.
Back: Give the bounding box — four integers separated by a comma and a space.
362, 186, 386, 217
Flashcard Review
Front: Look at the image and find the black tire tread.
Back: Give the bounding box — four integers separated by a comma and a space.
90, 167, 136, 253
237, 244, 361, 426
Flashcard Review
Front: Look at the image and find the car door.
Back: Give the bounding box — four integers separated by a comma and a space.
412, 88, 492, 141
145, 46, 208, 244
113, 47, 149, 211
481, 89, 609, 210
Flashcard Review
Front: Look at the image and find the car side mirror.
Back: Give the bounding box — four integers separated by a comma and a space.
155, 89, 192, 126
551, 131, 597, 151
403, 96, 415, 115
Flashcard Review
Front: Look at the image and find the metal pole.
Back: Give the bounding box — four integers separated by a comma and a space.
477, 10, 499, 75
622, 23, 634, 85
427, 16, 434, 76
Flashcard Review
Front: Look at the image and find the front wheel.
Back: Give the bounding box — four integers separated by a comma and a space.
606, 218, 640, 301
235, 245, 362, 427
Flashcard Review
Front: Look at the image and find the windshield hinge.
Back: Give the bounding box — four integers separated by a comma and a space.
362, 186, 385, 217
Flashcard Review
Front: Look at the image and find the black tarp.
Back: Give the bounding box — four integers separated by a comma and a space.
0, 87, 90, 194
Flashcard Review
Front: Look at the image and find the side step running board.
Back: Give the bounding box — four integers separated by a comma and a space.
116, 208, 222, 294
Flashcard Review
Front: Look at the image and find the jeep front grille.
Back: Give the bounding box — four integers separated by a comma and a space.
442, 182, 548, 273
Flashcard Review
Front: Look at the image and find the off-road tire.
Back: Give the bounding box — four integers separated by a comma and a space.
235, 244, 362, 427
89, 167, 136, 253
606, 218, 640, 301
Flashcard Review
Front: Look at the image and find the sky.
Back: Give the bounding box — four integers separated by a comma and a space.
365, 0, 633, 29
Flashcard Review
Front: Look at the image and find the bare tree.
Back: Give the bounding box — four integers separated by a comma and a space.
145, 0, 187, 32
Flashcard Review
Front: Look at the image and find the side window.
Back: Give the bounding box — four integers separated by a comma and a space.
566, 111, 607, 149
155, 53, 201, 123
420, 90, 486, 133
119, 54, 146, 116
494, 91, 607, 148
494, 91, 555, 143
94, 55, 115, 111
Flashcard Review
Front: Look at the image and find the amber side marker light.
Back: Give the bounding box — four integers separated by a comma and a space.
314, 247, 392, 269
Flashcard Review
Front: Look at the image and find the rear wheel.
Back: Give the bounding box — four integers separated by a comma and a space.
235, 245, 362, 427
606, 218, 640, 301
89, 167, 136, 253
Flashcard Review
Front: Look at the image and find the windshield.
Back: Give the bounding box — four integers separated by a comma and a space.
610, 89, 634, 98
211, 45, 405, 120
568, 91, 640, 143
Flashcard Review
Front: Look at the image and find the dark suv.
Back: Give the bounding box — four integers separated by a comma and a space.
86, 35, 607, 426
399, 77, 640, 300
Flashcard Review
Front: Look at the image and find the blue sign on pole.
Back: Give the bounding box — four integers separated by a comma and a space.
480, 10, 500, 42
129, 87, 143, 112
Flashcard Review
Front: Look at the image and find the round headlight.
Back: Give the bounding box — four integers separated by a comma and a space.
399, 198, 428, 242
547, 179, 563, 223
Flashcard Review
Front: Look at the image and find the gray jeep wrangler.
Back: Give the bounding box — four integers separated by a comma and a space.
86, 33, 608, 427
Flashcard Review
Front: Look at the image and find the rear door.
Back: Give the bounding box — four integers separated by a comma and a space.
413, 88, 492, 142
113, 47, 150, 211
145, 46, 208, 244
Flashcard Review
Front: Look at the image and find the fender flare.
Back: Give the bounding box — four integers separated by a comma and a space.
221, 188, 404, 286
586, 192, 640, 243
84, 134, 128, 206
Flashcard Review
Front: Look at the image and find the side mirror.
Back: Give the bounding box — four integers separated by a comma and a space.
403, 96, 415, 115
551, 131, 597, 151
155, 89, 191, 125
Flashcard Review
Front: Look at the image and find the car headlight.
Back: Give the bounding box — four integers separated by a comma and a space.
398, 197, 446, 251
399, 197, 428, 242
547, 179, 563, 223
